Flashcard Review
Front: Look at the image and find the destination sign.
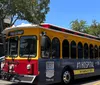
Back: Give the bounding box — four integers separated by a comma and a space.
8, 30, 24, 36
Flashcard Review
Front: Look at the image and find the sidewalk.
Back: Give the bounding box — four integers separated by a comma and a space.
0, 80, 13, 84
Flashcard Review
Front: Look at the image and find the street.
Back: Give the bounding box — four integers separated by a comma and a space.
1, 76, 100, 85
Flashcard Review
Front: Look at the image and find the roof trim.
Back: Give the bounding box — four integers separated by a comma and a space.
2, 24, 43, 34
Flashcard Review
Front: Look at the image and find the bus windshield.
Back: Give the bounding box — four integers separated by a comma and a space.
20, 36, 37, 57
9, 37, 18, 57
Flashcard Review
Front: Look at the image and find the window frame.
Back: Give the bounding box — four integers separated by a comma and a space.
9, 36, 19, 58
52, 37, 60, 59
84, 43, 88, 59
94, 45, 98, 59
71, 41, 76, 59
99, 46, 100, 59
78, 42, 83, 59
62, 39, 69, 58
41, 35, 51, 59
89, 44, 94, 59
19, 35, 37, 58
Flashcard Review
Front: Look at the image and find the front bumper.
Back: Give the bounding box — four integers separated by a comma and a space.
0, 70, 36, 83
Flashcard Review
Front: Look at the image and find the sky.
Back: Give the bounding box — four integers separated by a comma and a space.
15, 0, 100, 29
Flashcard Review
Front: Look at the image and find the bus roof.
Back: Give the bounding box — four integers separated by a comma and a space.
2, 24, 43, 34
2, 23, 100, 41
40, 23, 100, 41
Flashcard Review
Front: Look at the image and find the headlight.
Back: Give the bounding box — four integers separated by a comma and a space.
27, 64, 31, 70
9, 64, 14, 70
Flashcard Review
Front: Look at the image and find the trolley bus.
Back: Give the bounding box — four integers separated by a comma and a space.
1, 23, 100, 85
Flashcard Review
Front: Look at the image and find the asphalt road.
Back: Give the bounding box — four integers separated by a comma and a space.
1, 76, 100, 85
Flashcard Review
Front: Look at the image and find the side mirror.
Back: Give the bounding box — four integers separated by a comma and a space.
41, 36, 47, 50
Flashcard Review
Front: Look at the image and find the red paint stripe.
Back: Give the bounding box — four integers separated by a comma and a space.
41, 24, 50, 28
62, 28, 65, 32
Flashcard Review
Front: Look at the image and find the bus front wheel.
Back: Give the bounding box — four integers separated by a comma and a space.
62, 70, 73, 84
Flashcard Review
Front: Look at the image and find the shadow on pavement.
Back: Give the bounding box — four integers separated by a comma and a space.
7, 76, 100, 85
73, 76, 100, 85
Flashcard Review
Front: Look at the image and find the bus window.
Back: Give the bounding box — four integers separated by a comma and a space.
20, 36, 37, 57
84, 43, 88, 59
99, 46, 100, 58
52, 37, 60, 58
62, 39, 69, 58
94, 45, 98, 59
78, 42, 83, 59
71, 41, 76, 59
89, 44, 94, 59
9, 37, 18, 57
41, 36, 51, 58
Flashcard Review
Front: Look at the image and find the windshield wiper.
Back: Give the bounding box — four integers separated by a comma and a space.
21, 54, 35, 57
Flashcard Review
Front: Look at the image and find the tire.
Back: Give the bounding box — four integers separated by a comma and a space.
62, 70, 73, 84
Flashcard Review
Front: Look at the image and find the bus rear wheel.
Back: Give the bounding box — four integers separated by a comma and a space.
62, 70, 73, 84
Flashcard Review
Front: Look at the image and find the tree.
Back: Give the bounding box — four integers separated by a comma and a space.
88, 20, 100, 37
70, 19, 100, 37
0, 0, 50, 56
0, 0, 50, 31
70, 19, 88, 33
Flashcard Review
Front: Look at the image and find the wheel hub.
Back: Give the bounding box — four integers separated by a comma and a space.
63, 71, 71, 84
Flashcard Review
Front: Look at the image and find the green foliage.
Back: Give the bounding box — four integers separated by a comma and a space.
70, 19, 87, 33
70, 19, 100, 37
88, 20, 100, 37
0, 0, 50, 26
